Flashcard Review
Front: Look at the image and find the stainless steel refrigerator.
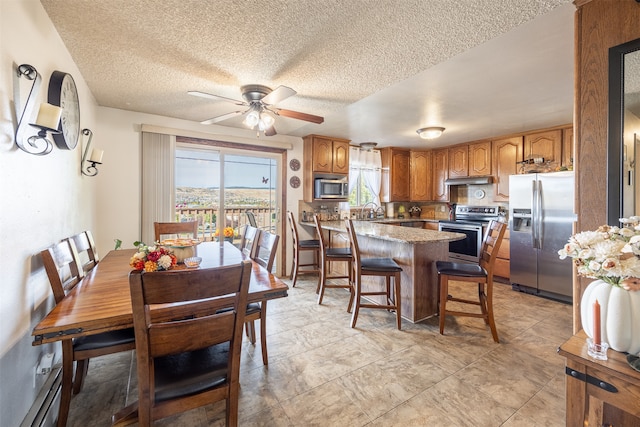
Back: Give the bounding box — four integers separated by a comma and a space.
509, 171, 575, 303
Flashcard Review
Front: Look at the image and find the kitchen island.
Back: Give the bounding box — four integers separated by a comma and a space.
304, 220, 464, 323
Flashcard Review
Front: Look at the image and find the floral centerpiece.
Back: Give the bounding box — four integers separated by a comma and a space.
558, 218, 640, 288
214, 226, 236, 241
558, 217, 640, 353
408, 205, 422, 218
130, 243, 177, 272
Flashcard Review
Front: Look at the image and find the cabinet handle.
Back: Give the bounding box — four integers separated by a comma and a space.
564, 367, 618, 393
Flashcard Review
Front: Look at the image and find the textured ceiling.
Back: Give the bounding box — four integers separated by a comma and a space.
40, 0, 574, 148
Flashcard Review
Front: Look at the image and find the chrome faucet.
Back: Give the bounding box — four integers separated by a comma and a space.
360, 202, 378, 220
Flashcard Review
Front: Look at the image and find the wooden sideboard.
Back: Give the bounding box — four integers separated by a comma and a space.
558, 330, 640, 426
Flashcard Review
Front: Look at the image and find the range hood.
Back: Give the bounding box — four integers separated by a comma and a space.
445, 176, 493, 185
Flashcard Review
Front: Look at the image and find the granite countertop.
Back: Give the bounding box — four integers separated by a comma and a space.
307, 220, 464, 244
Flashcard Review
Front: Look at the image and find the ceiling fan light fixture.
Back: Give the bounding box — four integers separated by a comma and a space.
359, 142, 378, 151
260, 111, 275, 128
244, 110, 260, 127
417, 126, 445, 139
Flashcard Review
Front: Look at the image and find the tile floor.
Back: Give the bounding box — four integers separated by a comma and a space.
66, 276, 573, 426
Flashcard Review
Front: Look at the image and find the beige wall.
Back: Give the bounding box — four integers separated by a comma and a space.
0, 1, 302, 424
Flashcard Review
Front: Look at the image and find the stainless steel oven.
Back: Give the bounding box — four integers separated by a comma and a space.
438, 205, 503, 263
438, 221, 484, 263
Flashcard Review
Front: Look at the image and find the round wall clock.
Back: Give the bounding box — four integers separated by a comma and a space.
48, 71, 80, 150
289, 176, 301, 188
289, 158, 301, 171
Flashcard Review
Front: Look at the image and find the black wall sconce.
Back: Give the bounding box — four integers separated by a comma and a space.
80, 129, 103, 176
14, 64, 61, 155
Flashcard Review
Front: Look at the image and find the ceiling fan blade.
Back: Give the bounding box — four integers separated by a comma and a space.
274, 108, 324, 124
200, 110, 245, 125
188, 90, 247, 106
264, 125, 277, 137
261, 85, 296, 105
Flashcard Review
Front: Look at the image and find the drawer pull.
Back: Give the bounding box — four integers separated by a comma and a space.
565, 367, 618, 393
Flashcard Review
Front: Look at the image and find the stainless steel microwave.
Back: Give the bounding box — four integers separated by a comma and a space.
314, 178, 348, 199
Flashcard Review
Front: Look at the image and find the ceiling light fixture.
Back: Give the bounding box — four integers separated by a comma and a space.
243, 105, 275, 134
416, 126, 445, 140
359, 142, 378, 151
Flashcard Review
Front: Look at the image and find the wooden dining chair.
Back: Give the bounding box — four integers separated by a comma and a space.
287, 211, 320, 287
41, 240, 135, 427
345, 219, 403, 330
313, 214, 354, 307
113, 261, 252, 427
245, 230, 280, 365
153, 220, 198, 242
240, 225, 260, 258
435, 219, 507, 343
68, 230, 99, 274
245, 210, 258, 228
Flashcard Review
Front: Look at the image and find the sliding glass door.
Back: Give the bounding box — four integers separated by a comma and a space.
175, 144, 281, 269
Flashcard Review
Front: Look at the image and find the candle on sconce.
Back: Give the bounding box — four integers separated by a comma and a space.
35, 103, 62, 130
89, 148, 104, 163
593, 299, 601, 345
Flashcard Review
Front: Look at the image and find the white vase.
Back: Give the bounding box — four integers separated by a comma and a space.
580, 279, 640, 353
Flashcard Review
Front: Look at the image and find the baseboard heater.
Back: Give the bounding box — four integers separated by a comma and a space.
20, 365, 61, 427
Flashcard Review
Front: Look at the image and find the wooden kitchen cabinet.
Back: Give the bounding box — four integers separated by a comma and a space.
381, 147, 411, 202
448, 145, 468, 178
303, 134, 350, 174
410, 150, 432, 201
524, 129, 562, 165
493, 228, 510, 280
562, 126, 574, 168
432, 148, 449, 201
492, 136, 523, 201
469, 141, 492, 176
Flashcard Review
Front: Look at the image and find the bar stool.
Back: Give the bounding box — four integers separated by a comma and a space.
313, 214, 354, 307
435, 219, 507, 342
287, 211, 320, 287
345, 219, 403, 330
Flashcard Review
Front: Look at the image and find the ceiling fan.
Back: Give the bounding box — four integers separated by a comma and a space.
188, 84, 324, 136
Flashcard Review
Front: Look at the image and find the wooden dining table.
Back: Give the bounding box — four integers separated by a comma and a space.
32, 241, 289, 345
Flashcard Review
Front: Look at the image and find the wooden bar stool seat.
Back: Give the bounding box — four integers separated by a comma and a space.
287, 211, 320, 288
313, 215, 354, 307
345, 219, 403, 330
435, 219, 507, 343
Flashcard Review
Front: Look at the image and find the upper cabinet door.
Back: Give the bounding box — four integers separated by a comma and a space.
524, 129, 562, 164
311, 137, 334, 173
410, 150, 432, 201
492, 136, 523, 201
469, 141, 492, 176
432, 148, 449, 201
332, 140, 350, 174
448, 145, 468, 178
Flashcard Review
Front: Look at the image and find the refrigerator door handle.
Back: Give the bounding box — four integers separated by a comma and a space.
535, 180, 543, 249
531, 180, 538, 248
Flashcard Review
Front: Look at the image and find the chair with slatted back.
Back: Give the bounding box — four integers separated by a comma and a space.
245, 210, 258, 228
287, 211, 320, 288
314, 215, 354, 307
244, 230, 280, 365
435, 219, 507, 343
68, 230, 99, 274
153, 220, 198, 242
41, 240, 135, 427
240, 225, 260, 258
112, 261, 252, 427
345, 219, 403, 330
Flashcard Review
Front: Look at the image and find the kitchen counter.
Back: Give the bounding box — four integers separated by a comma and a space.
305, 219, 464, 323
312, 220, 459, 244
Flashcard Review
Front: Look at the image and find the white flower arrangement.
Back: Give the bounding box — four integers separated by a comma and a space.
558, 217, 640, 288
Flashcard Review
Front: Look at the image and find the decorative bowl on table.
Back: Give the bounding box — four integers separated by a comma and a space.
159, 238, 200, 263
184, 257, 202, 268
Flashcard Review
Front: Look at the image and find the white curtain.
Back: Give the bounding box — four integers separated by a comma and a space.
361, 150, 382, 206
348, 146, 361, 194
141, 132, 176, 244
